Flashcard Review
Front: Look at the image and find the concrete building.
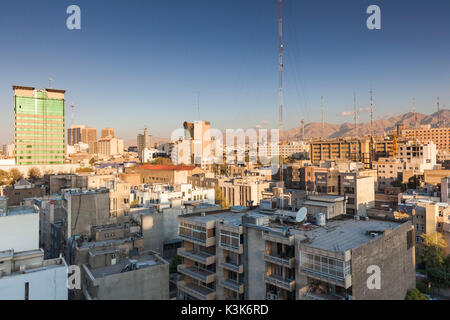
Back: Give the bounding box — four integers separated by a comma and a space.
13, 86, 65, 165
89, 138, 124, 157
126, 164, 196, 185
218, 179, 271, 208
132, 183, 215, 210
137, 127, 153, 153
441, 176, 450, 202
177, 207, 416, 300
310, 138, 372, 168
2, 178, 45, 206
81, 251, 169, 300
101, 128, 115, 139
67, 125, 97, 146
0, 205, 68, 300
400, 125, 450, 155
315, 171, 375, 216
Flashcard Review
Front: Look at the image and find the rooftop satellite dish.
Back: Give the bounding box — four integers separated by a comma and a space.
296, 207, 307, 223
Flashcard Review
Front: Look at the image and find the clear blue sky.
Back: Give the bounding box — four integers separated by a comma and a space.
0, 0, 449, 144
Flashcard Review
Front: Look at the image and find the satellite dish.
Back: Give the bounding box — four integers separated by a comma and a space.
296, 207, 307, 223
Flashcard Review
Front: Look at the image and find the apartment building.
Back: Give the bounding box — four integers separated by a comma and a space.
177, 210, 250, 300
218, 179, 271, 207
101, 128, 115, 139
13, 86, 65, 165
315, 171, 375, 216
67, 125, 97, 146
0, 203, 68, 300
137, 127, 153, 153
89, 138, 124, 157
401, 125, 449, 154
177, 207, 416, 300
126, 164, 197, 185
132, 183, 215, 210
310, 139, 372, 168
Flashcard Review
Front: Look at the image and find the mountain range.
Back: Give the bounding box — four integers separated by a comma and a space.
281, 109, 450, 140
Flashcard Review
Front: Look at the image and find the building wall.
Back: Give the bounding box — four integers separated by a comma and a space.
0, 212, 39, 252
245, 227, 266, 300
351, 222, 415, 300
0, 262, 68, 300
94, 262, 169, 300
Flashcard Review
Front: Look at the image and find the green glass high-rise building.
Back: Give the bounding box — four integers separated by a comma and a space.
13, 85, 66, 165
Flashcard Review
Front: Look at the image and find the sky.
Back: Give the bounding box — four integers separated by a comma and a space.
0, 0, 449, 144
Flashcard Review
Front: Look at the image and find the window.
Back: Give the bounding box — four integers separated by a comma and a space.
25, 282, 29, 300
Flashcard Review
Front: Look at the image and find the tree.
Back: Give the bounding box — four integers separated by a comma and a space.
76, 167, 94, 173
0, 169, 9, 186
418, 233, 448, 269
214, 185, 228, 209
169, 255, 182, 274
8, 168, 23, 185
89, 157, 96, 166
130, 199, 139, 208
405, 288, 429, 300
28, 167, 41, 182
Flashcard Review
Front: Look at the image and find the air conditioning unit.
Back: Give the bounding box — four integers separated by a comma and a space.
266, 292, 278, 300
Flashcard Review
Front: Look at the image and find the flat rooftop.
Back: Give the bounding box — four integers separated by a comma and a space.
89, 254, 163, 279
181, 209, 266, 227
292, 218, 403, 252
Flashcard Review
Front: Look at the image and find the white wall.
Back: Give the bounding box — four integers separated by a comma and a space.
0, 213, 39, 252
0, 264, 68, 300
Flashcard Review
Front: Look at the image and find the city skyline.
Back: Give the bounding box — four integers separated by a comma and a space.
1, 0, 450, 145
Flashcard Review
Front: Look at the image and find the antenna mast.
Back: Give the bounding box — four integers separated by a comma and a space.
354, 94, 358, 138
278, 0, 284, 192
321, 96, 325, 139
370, 89, 374, 137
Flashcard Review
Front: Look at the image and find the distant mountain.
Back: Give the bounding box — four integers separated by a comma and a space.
281, 109, 450, 140
124, 136, 171, 148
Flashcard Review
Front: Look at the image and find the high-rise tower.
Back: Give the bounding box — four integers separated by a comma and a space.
13, 85, 65, 165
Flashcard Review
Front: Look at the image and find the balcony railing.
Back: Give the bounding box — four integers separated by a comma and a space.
221, 261, 244, 274
179, 234, 216, 247
219, 242, 243, 254
264, 274, 295, 292
264, 253, 295, 268
178, 281, 216, 300
221, 279, 244, 294
262, 232, 295, 246
178, 248, 216, 266
178, 265, 216, 284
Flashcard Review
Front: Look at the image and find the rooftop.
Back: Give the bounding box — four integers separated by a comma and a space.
89, 253, 164, 279
139, 165, 196, 171
291, 218, 402, 252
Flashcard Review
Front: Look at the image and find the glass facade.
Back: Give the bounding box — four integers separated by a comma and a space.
14, 88, 65, 165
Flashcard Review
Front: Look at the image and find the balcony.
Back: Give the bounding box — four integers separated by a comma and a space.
221, 279, 244, 294
178, 265, 216, 284
218, 242, 243, 254
221, 261, 244, 274
178, 248, 216, 266
262, 232, 295, 246
179, 234, 216, 247
264, 253, 295, 268
264, 274, 295, 292
178, 281, 216, 300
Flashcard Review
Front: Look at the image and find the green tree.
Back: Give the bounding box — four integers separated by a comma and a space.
169, 255, 182, 274
418, 233, 448, 269
9, 168, 23, 185
89, 157, 96, 166
405, 288, 429, 300
214, 185, 228, 209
